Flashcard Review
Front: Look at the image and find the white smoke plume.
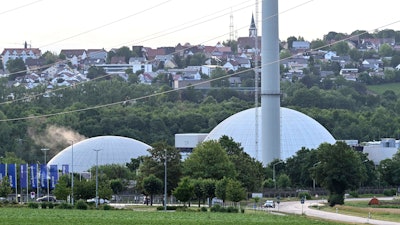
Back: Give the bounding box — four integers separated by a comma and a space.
29, 124, 86, 157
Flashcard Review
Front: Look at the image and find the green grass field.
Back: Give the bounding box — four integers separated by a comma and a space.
367, 83, 400, 96
317, 200, 400, 223
0, 207, 343, 225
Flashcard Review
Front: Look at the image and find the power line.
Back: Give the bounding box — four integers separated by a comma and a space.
116, 1, 254, 47
0, 1, 328, 122
0, 0, 44, 16
39, 0, 172, 49
0, 1, 256, 105
3, 1, 399, 123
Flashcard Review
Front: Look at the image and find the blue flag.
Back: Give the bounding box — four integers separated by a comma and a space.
0, 164, 5, 181
20, 164, 28, 189
62, 164, 69, 175
30, 164, 38, 189
50, 165, 58, 189
8, 164, 16, 188
40, 164, 47, 188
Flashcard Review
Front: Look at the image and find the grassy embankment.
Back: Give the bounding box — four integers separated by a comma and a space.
315, 199, 400, 223
0, 205, 344, 225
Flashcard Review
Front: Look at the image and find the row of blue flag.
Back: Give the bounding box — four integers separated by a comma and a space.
0, 164, 70, 189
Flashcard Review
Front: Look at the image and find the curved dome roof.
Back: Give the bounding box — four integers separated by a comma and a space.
48, 136, 151, 173
204, 107, 335, 161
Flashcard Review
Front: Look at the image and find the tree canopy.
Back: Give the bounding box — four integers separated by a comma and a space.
314, 142, 366, 206
6, 58, 26, 80
137, 142, 181, 195
182, 140, 235, 180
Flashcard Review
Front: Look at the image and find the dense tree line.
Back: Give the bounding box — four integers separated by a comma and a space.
1, 69, 400, 162
0, 77, 254, 162
281, 75, 400, 141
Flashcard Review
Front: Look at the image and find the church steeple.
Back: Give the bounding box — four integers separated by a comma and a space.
249, 13, 257, 37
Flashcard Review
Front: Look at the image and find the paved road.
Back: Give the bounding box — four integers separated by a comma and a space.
274, 197, 399, 225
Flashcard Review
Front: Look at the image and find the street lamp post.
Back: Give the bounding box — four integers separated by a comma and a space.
164, 149, 167, 211
273, 161, 283, 189
375, 164, 380, 189
41, 148, 49, 202
71, 140, 74, 206
361, 159, 369, 187
312, 162, 321, 192
94, 149, 101, 209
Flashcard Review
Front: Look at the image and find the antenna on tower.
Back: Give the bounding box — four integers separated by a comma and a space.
229, 8, 234, 41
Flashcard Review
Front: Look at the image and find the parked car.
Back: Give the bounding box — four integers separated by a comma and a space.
86, 198, 110, 204
111, 195, 121, 202
36, 196, 57, 202
211, 197, 223, 206
263, 200, 275, 208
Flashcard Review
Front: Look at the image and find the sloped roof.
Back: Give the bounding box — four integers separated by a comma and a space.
60, 49, 86, 57
1, 48, 41, 56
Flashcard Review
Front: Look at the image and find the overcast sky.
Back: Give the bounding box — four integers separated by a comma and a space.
1, 0, 400, 53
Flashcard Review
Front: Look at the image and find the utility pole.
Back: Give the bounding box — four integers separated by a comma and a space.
41, 148, 49, 201
94, 149, 101, 209
273, 161, 283, 189
164, 149, 167, 211
71, 140, 74, 206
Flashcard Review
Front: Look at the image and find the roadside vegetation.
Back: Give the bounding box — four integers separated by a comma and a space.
315, 199, 400, 223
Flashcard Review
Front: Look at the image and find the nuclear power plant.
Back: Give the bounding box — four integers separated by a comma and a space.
176, 0, 336, 166
48, 0, 338, 170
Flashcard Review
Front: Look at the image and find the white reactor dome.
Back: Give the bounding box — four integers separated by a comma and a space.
48, 136, 151, 173
204, 107, 336, 161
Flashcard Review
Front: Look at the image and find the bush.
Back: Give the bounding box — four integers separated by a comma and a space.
0, 200, 9, 205
328, 194, 344, 207
176, 206, 197, 212
200, 207, 208, 212
28, 202, 39, 209
57, 202, 73, 209
226, 206, 238, 213
383, 189, 396, 196
210, 205, 240, 213
48, 202, 54, 209
41, 202, 47, 209
298, 192, 311, 200
102, 204, 113, 210
75, 200, 88, 210
349, 191, 359, 198
156, 205, 179, 210
241, 208, 245, 213
210, 204, 221, 212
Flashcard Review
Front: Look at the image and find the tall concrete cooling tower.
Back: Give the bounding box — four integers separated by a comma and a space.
261, 0, 280, 165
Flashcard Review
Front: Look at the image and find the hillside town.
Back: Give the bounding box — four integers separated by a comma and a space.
1, 16, 400, 94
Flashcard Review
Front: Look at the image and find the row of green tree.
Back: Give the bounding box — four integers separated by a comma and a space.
1, 136, 399, 207
1, 73, 400, 162
132, 137, 263, 206
135, 139, 399, 207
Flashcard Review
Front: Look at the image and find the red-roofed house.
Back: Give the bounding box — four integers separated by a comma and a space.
1, 47, 41, 70
144, 47, 167, 60
60, 49, 87, 66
